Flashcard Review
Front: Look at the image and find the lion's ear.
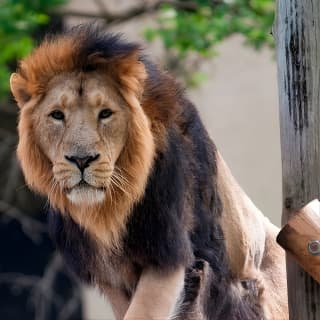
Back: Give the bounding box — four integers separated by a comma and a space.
10, 73, 31, 108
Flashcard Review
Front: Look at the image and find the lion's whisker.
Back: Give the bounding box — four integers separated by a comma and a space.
110, 175, 131, 198
112, 171, 133, 192
45, 179, 59, 209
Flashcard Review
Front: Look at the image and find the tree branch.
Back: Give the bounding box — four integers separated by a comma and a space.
0, 252, 81, 320
0, 200, 47, 243
59, 0, 198, 25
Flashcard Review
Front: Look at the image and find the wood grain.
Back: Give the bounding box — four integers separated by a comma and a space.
275, 0, 320, 319
275, 0, 320, 211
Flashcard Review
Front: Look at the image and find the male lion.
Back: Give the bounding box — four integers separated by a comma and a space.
10, 25, 288, 319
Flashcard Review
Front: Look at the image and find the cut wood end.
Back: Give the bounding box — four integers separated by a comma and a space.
277, 199, 320, 283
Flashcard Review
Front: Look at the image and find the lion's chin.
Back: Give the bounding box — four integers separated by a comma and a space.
66, 185, 105, 206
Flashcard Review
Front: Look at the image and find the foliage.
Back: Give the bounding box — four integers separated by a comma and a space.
145, 0, 275, 86
146, 0, 274, 55
0, 0, 66, 100
0, 0, 275, 99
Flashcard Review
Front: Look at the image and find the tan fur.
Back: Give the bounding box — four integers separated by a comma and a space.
102, 267, 185, 320
124, 267, 185, 320
12, 37, 80, 103
103, 287, 130, 320
216, 152, 266, 276
216, 151, 288, 319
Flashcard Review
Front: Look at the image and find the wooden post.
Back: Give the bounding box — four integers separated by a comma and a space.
275, 0, 320, 319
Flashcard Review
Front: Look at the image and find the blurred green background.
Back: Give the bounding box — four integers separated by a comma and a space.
0, 0, 274, 101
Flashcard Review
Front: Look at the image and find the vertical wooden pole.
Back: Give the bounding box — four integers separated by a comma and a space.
275, 0, 320, 319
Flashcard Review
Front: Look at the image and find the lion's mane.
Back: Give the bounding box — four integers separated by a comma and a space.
13, 25, 183, 246
12, 25, 267, 318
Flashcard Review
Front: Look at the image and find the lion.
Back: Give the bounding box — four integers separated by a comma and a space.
10, 25, 288, 320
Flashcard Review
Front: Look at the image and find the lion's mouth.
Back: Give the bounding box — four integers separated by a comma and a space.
65, 179, 106, 205
65, 180, 105, 194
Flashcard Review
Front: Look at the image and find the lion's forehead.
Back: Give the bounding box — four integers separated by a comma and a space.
44, 73, 119, 110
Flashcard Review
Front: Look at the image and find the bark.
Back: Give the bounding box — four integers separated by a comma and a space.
275, 0, 320, 319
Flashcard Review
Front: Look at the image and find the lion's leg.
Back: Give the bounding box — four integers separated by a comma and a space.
124, 266, 185, 320
103, 287, 130, 320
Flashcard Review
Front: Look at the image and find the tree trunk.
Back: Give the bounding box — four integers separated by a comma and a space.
275, 0, 320, 319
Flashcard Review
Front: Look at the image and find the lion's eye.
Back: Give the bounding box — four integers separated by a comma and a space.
98, 108, 113, 120
49, 110, 65, 120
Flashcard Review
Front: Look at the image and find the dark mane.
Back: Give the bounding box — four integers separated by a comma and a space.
67, 24, 141, 71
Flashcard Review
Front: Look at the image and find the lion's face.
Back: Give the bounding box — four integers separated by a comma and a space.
10, 28, 156, 244
32, 72, 130, 205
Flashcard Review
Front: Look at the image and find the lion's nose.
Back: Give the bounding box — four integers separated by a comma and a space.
65, 154, 100, 172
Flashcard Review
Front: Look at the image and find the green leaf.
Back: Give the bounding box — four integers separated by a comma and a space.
0, 0, 66, 100
144, 0, 275, 87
